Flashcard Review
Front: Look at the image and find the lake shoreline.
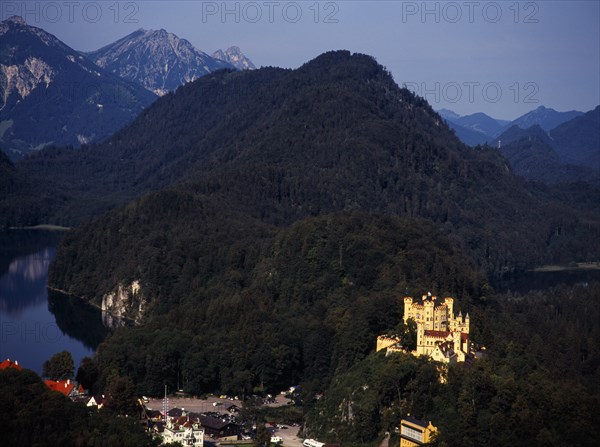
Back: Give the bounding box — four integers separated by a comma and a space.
47, 286, 137, 325
9, 224, 71, 231
531, 262, 600, 273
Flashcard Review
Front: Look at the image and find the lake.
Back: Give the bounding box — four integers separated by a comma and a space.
0, 230, 108, 374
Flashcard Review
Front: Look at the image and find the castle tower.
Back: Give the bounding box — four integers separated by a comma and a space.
416, 322, 425, 356
452, 330, 461, 353
444, 297, 454, 319
424, 299, 435, 330
403, 297, 414, 324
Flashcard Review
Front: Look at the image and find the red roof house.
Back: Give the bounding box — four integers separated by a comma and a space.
44, 379, 85, 398
0, 359, 23, 371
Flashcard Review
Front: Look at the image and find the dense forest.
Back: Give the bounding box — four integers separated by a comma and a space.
0, 368, 158, 446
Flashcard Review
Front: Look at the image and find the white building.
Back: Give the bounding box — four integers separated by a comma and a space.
161, 418, 204, 447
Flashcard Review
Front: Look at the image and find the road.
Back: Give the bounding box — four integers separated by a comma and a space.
379, 432, 390, 447
276, 425, 304, 447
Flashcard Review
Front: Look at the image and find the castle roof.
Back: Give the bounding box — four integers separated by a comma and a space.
435, 341, 457, 358
405, 295, 450, 308
403, 415, 429, 428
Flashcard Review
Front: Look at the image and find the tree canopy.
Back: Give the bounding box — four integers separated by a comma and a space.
42, 350, 75, 381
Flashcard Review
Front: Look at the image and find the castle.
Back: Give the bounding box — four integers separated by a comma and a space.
377, 294, 471, 363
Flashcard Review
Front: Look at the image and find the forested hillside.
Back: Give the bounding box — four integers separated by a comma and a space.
25, 50, 600, 447
307, 283, 600, 446
53, 212, 485, 395
550, 105, 600, 170
31, 52, 597, 287
492, 124, 599, 184
498, 135, 599, 184
0, 150, 18, 195
4, 67, 288, 225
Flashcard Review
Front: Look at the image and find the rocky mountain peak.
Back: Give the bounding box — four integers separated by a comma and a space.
212, 46, 256, 70
0, 18, 155, 158
4, 15, 27, 26
87, 29, 233, 95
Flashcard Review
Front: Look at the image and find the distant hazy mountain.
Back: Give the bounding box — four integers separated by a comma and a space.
549, 106, 600, 171
509, 105, 583, 131
493, 124, 554, 147
446, 121, 490, 146
438, 106, 590, 147
494, 124, 599, 184
0, 16, 156, 160
437, 109, 506, 146
87, 29, 234, 96
437, 108, 461, 121
455, 112, 505, 137
212, 46, 256, 70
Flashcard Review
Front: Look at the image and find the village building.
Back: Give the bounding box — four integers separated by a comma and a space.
160, 415, 204, 447
86, 394, 106, 409
400, 416, 438, 446
196, 414, 239, 441
44, 378, 86, 399
148, 407, 241, 445
377, 294, 471, 364
0, 358, 23, 371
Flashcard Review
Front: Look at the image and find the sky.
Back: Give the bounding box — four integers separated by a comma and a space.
2, 0, 599, 120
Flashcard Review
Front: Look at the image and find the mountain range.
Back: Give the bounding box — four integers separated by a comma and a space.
0, 16, 157, 160
212, 46, 256, 70
550, 106, 600, 169
0, 17, 256, 159
440, 105, 587, 144
511, 105, 583, 131
86, 29, 236, 96
490, 107, 600, 181
439, 105, 599, 182
492, 125, 598, 184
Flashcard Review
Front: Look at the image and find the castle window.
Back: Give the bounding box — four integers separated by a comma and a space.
401, 426, 424, 443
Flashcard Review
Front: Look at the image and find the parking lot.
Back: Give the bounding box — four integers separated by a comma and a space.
275, 425, 303, 447
145, 395, 242, 414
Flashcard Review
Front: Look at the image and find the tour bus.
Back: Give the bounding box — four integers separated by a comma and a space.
303, 439, 325, 447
